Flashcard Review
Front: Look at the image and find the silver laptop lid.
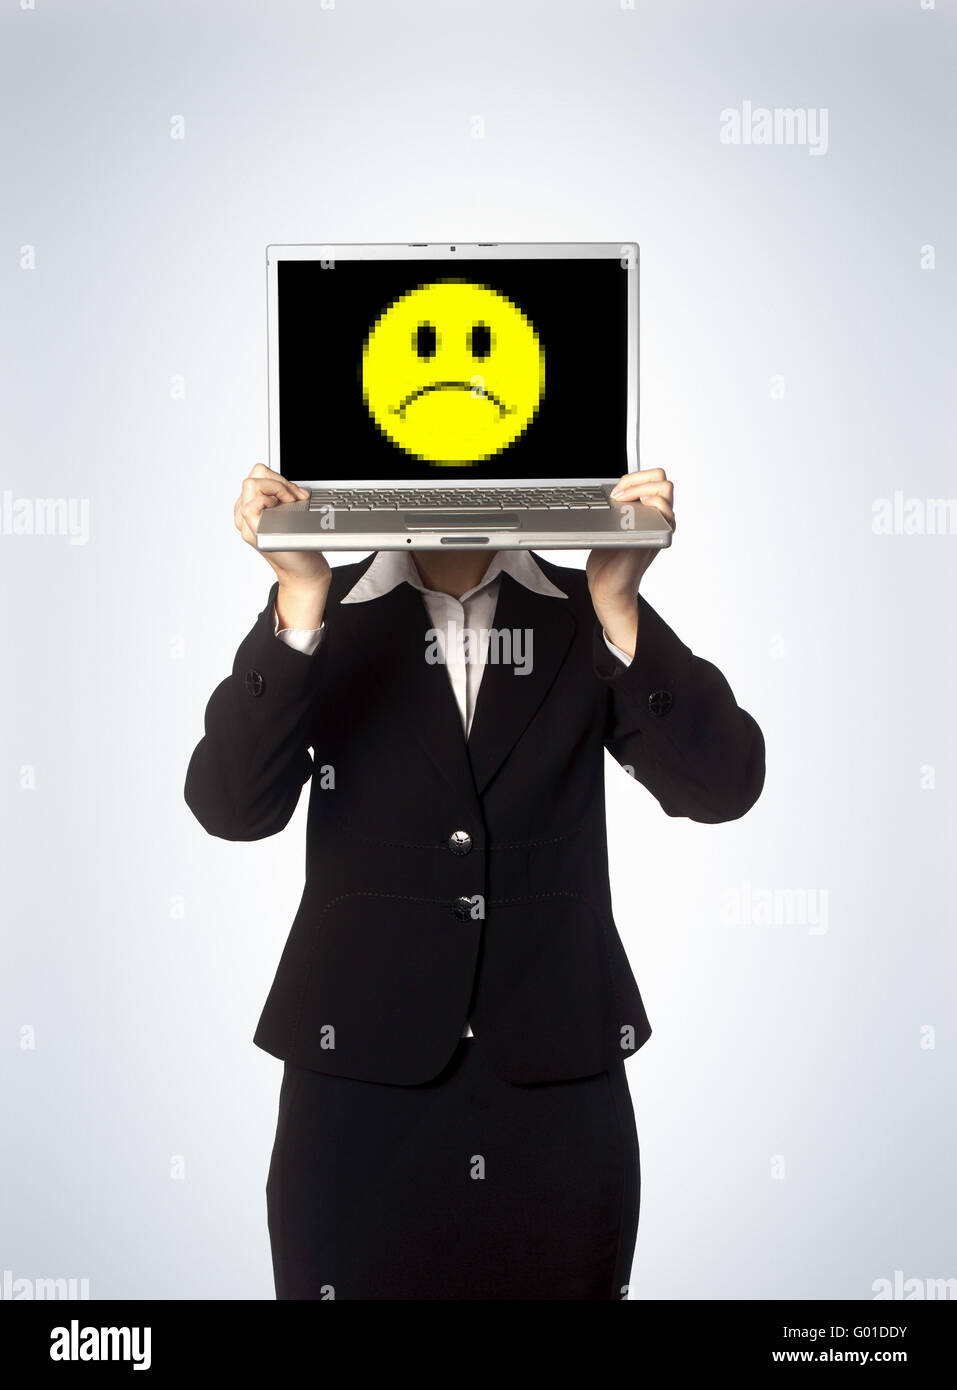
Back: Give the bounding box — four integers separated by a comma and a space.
266, 242, 638, 486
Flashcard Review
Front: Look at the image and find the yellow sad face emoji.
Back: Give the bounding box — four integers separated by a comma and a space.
361, 280, 545, 465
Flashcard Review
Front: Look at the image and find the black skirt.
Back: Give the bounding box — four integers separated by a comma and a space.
265, 1035, 640, 1300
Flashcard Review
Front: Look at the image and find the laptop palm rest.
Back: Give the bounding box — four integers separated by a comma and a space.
402, 512, 522, 530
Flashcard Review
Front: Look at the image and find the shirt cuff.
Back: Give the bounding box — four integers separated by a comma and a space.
602, 629, 635, 667
273, 602, 325, 656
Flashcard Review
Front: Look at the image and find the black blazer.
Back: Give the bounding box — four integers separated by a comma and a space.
184, 554, 765, 1086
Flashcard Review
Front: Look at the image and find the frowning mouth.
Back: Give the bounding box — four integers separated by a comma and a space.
391, 381, 514, 419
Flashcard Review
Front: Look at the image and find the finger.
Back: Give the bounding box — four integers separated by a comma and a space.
611, 479, 673, 501
233, 496, 255, 534
237, 495, 277, 541
234, 486, 305, 531
634, 496, 676, 529
614, 494, 676, 528
242, 493, 281, 527
239, 496, 275, 536
612, 485, 675, 513
248, 462, 288, 480
241, 476, 300, 501
241, 475, 302, 505
238, 492, 267, 523
247, 463, 309, 498
611, 468, 667, 492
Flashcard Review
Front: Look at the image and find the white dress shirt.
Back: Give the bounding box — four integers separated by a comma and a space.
271, 550, 636, 1038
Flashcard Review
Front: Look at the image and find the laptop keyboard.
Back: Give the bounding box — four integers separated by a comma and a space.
306, 486, 611, 511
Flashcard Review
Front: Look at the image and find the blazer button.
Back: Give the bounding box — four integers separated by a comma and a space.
448, 831, 472, 855
452, 896, 474, 921
244, 669, 265, 697
647, 689, 673, 717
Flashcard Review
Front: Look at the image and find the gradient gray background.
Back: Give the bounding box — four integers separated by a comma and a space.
2, 0, 954, 1300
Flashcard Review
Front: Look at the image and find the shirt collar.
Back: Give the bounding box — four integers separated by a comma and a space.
339, 549, 568, 605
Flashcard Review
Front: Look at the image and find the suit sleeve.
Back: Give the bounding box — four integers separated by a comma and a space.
602, 629, 635, 666
594, 592, 766, 824
184, 581, 323, 840
273, 601, 326, 655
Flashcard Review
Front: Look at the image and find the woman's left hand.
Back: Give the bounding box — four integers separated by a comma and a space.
585, 468, 676, 658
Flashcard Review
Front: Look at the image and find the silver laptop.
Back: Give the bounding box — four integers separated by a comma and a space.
257, 242, 673, 552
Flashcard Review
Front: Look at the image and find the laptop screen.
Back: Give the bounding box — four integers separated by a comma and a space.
276, 256, 631, 481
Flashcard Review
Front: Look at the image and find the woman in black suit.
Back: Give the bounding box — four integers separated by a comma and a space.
184, 462, 765, 1300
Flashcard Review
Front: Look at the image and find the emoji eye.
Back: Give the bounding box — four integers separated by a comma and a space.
468, 323, 492, 359
414, 322, 437, 359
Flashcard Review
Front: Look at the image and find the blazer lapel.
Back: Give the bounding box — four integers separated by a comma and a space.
466, 569, 577, 796
338, 578, 481, 806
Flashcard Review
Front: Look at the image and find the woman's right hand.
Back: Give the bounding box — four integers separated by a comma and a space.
234, 463, 331, 629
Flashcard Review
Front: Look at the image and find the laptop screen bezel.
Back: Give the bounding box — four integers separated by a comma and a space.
266, 241, 639, 486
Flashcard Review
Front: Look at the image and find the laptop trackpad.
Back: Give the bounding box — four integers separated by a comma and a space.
402, 512, 522, 530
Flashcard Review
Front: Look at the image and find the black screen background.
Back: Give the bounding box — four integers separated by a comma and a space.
277, 258, 630, 481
